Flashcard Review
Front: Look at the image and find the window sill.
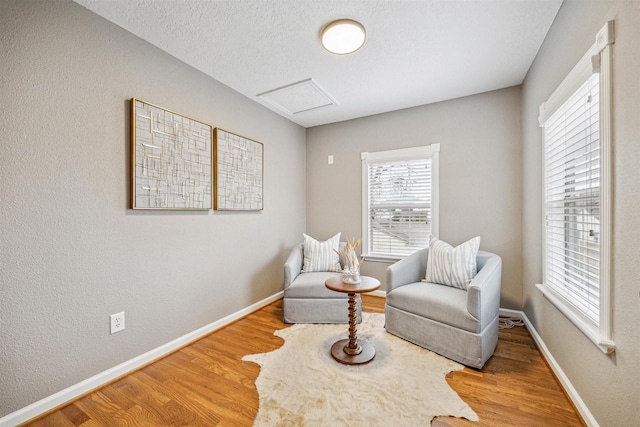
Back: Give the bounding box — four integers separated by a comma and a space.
362, 254, 402, 263
536, 284, 615, 354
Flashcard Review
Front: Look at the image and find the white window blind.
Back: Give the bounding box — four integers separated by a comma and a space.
361, 145, 439, 260
544, 73, 601, 323
537, 20, 614, 354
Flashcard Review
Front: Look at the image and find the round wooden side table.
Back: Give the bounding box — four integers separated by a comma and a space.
325, 275, 381, 365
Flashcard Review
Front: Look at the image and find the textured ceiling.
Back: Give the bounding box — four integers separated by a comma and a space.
73, 0, 562, 128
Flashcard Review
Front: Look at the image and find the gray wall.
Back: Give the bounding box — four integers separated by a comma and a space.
0, 0, 306, 416
306, 87, 523, 309
521, 1, 640, 425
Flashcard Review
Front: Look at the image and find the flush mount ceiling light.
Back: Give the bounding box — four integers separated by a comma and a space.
321, 19, 366, 55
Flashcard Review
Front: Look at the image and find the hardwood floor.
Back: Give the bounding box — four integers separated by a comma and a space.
24, 296, 584, 426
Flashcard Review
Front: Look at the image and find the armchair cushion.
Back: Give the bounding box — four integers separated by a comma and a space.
425, 236, 480, 290
284, 272, 345, 299
386, 281, 481, 333
301, 233, 342, 273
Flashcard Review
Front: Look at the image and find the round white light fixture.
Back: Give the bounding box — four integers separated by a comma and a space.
321, 19, 366, 55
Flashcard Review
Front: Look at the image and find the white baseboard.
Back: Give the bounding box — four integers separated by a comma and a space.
0, 291, 284, 427
499, 308, 599, 427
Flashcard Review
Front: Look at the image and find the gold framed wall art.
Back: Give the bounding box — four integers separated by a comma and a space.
131, 98, 213, 210
214, 128, 263, 211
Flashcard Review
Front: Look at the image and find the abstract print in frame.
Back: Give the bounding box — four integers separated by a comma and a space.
131, 98, 212, 210
214, 128, 263, 211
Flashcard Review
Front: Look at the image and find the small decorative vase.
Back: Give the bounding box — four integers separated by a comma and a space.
342, 265, 361, 284
339, 244, 362, 284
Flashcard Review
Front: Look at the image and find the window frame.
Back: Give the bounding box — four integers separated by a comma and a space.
360, 144, 440, 262
536, 21, 615, 354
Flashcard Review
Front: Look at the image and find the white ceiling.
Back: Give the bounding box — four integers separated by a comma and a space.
74, 0, 562, 128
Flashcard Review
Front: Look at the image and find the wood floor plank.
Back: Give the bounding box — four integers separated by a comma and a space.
134, 371, 223, 426
59, 403, 90, 426
25, 410, 75, 427
22, 295, 584, 426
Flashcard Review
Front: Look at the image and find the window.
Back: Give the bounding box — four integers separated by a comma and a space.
537, 21, 614, 353
543, 73, 601, 322
361, 144, 439, 261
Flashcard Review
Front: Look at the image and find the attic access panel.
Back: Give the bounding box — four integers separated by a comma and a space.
258, 78, 337, 116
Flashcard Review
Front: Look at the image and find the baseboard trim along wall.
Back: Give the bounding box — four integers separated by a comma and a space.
499, 308, 599, 427
0, 291, 284, 427
1, 296, 596, 427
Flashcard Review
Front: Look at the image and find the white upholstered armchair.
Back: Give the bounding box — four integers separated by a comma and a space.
283, 239, 362, 324
384, 247, 502, 369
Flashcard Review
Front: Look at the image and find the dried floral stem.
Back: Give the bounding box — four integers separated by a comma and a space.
335, 237, 363, 270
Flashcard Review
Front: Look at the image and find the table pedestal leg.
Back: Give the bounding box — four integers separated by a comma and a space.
330, 293, 376, 365
344, 292, 362, 355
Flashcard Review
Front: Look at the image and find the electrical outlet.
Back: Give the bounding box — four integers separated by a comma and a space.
110, 312, 125, 334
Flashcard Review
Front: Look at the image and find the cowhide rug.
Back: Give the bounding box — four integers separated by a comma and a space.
242, 312, 478, 426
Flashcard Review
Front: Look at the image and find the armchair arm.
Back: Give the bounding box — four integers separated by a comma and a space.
284, 244, 303, 289
467, 252, 502, 329
386, 247, 429, 293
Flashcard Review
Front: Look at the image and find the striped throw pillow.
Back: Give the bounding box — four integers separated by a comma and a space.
301, 233, 342, 273
424, 236, 480, 289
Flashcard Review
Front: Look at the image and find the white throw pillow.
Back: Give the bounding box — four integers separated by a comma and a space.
301, 233, 342, 273
424, 236, 480, 289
